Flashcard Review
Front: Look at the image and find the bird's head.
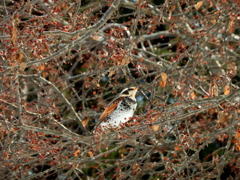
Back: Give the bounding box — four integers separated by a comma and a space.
119, 87, 138, 100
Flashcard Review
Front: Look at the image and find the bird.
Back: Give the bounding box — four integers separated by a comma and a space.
94, 87, 138, 131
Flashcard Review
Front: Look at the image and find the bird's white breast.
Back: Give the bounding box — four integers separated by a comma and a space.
99, 100, 137, 129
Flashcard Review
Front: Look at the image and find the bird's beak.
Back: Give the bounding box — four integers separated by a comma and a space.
132, 87, 138, 96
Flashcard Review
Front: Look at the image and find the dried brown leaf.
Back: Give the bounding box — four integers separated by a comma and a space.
74, 150, 80, 157
11, 17, 19, 47
152, 125, 159, 132
174, 145, 181, 152
234, 130, 240, 151
108, 69, 115, 77
224, 85, 230, 95
92, 34, 99, 40
82, 118, 89, 127
209, 82, 218, 97
39, 64, 45, 71
11, 26, 17, 46
190, 91, 196, 100
16, 52, 23, 62
19, 62, 27, 71
227, 62, 237, 75
160, 72, 168, 88
88, 151, 93, 157
227, 17, 235, 33
195, 1, 203, 10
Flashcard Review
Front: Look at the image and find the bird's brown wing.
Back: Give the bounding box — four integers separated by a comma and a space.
95, 97, 123, 127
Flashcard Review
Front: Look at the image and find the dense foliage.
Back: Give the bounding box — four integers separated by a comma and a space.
0, 0, 239, 179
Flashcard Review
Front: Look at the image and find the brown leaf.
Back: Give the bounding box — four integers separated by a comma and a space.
73, 149, 80, 157
227, 17, 235, 33
211, 19, 217, 24
11, 17, 19, 47
209, 82, 218, 97
11, 26, 17, 46
42, 72, 48, 78
217, 111, 229, 126
224, 85, 230, 95
208, 0, 213, 8
234, 130, 240, 151
91, 34, 99, 40
108, 69, 115, 77
227, 62, 237, 75
88, 151, 93, 157
160, 72, 168, 88
190, 91, 196, 100
195, 1, 203, 10
152, 125, 159, 131
82, 118, 89, 127
174, 145, 181, 152
16, 52, 23, 62
39, 64, 45, 71
120, 57, 130, 65
19, 62, 27, 71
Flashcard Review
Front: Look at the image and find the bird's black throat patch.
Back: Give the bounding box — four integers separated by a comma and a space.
121, 97, 136, 109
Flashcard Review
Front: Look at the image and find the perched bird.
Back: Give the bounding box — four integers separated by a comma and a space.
95, 87, 138, 131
